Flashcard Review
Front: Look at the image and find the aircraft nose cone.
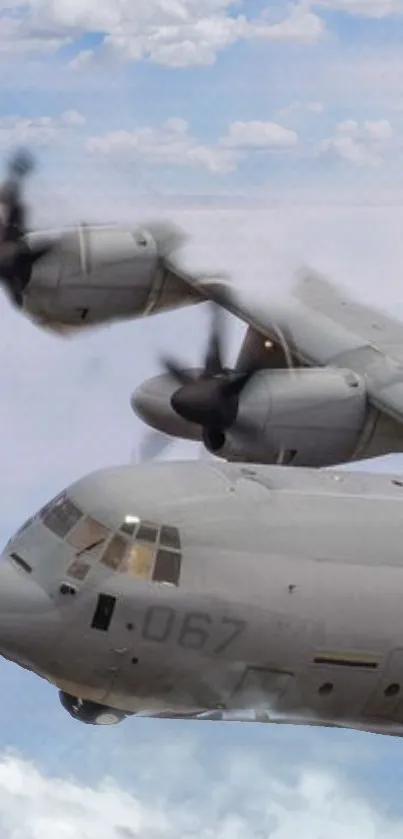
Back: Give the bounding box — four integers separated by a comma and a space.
0, 559, 61, 668
0, 560, 49, 613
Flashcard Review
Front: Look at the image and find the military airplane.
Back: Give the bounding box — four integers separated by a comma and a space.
4, 457, 403, 736
3, 150, 403, 469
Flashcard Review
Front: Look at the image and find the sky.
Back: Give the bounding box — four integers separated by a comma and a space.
6, 0, 403, 210
3, 0, 403, 837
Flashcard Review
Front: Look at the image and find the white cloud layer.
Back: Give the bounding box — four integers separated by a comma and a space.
0, 111, 85, 151
86, 118, 239, 173
86, 118, 298, 173
319, 119, 394, 166
0, 16, 70, 55
0, 1, 326, 67
221, 120, 298, 150
0, 745, 402, 838
4, 0, 402, 68
0, 0, 401, 73
316, 0, 403, 17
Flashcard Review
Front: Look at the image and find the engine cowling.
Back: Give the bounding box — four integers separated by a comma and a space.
23, 223, 201, 332
132, 367, 369, 467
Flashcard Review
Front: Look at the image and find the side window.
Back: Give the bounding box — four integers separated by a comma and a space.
41, 494, 82, 538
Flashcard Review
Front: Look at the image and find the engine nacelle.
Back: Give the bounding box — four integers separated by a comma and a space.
221, 367, 368, 466
21, 223, 201, 333
132, 367, 369, 467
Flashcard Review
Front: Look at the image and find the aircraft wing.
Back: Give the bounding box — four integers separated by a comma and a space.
293, 271, 403, 363
291, 271, 403, 428
167, 246, 403, 428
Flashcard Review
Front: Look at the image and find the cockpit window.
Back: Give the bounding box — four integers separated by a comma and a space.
56, 511, 183, 586
160, 525, 181, 551
41, 493, 82, 538
136, 522, 159, 544
67, 558, 91, 581
122, 543, 154, 579
152, 549, 181, 586
117, 519, 183, 586
120, 519, 138, 537
101, 534, 127, 571
67, 516, 109, 553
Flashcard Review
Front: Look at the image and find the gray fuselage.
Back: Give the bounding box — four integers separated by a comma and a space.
3, 460, 403, 734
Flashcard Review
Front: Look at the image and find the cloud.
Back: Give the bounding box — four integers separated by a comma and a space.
363, 119, 394, 142
61, 110, 86, 126
2, 0, 401, 74
86, 118, 239, 173
315, 0, 403, 18
0, 1, 325, 69
0, 16, 70, 55
221, 120, 298, 151
319, 118, 394, 166
0, 745, 401, 838
249, 2, 325, 45
86, 118, 298, 176
98, 4, 325, 67
0, 111, 85, 151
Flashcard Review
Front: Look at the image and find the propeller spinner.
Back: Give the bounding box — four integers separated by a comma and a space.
134, 299, 298, 462
160, 304, 258, 453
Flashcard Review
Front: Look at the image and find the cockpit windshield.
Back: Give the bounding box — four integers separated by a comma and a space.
37, 494, 183, 587
66, 516, 109, 553
40, 493, 82, 538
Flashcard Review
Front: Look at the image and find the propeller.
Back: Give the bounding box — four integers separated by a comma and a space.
136, 428, 174, 462
135, 428, 214, 463
157, 303, 260, 454
0, 148, 55, 306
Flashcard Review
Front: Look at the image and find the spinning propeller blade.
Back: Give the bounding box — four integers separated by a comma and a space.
0, 148, 56, 307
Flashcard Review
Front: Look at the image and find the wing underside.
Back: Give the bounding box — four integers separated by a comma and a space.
164, 254, 301, 372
